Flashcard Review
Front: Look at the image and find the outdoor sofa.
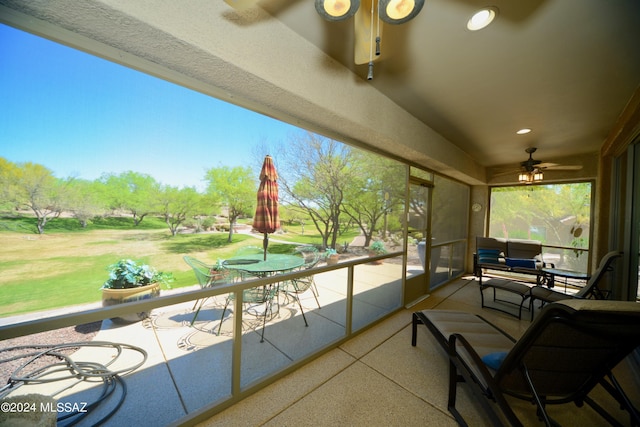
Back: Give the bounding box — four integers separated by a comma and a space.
474, 237, 554, 319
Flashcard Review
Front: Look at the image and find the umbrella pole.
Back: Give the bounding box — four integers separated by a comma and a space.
263, 232, 268, 260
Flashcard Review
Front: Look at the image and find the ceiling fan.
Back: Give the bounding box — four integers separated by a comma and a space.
493, 147, 583, 183
519, 147, 582, 173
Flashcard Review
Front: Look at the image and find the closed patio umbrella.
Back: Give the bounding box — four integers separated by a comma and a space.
253, 155, 280, 260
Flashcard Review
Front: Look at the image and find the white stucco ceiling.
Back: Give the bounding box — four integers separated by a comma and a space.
267, 0, 640, 167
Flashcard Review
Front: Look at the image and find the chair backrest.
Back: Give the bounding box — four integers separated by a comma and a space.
183, 256, 232, 288
294, 245, 320, 269
575, 251, 621, 298
476, 236, 507, 254
506, 239, 542, 261
242, 285, 276, 304
495, 299, 640, 403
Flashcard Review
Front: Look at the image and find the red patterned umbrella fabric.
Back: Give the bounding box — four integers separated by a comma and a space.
253, 155, 280, 260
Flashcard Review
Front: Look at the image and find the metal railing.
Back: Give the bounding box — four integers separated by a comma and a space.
0, 251, 403, 424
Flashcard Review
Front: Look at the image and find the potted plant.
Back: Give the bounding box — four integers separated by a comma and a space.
210, 258, 229, 282
367, 241, 387, 265
101, 259, 174, 323
325, 248, 339, 265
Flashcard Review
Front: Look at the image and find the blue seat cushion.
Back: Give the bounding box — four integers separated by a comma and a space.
505, 258, 536, 269
477, 248, 502, 264
481, 351, 508, 370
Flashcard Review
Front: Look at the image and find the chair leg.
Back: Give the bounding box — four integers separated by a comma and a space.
294, 278, 321, 309
411, 312, 420, 346
288, 280, 310, 327
310, 281, 321, 309
294, 293, 309, 327
530, 297, 536, 321
522, 364, 554, 426
217, 299, 231, 336
597, 372, 640, 425
259, 298, 273, 343
519, 295, 531, 320
447, 358, 468, 426
190, 298, 209, 327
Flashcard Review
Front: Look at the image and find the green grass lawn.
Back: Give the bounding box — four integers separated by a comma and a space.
0, 215, 361, 317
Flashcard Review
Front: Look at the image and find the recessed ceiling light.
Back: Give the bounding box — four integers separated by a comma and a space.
516, 128, 532, 135
467, 7, 498, 31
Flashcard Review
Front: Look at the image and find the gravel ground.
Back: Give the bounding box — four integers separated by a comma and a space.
0, 321, 102, 385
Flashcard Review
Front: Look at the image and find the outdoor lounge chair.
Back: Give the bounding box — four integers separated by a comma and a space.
528, 251, 621, 320
411, 299, 640, 426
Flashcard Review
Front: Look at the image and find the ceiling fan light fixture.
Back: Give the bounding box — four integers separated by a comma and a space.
518, 172, 529, 183
467, 6, 498, 31
316, 0, 360, 21
518, 169, 543, 184
379, 0, 425, 25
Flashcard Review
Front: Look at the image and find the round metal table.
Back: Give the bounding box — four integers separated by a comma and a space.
223, 253, 304, 276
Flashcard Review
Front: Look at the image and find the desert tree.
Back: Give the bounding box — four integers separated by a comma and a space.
204, 166, 256, 242
155, 185, 203, 236
0, 159, 66, 234
277, 132, 354, 250
100, 171, 159, 226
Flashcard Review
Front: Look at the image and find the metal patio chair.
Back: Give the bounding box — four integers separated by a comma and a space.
528, 251, 621, 320
217, 282, 277, 343
183, 256, 234, 326
281, 246, 322, 326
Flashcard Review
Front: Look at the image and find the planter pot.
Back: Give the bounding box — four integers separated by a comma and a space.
417, 241, 426, 270
210, 270, 230, 284
326, 254, 340, 265
368, 251, 384, 265
102, 282, 160, 323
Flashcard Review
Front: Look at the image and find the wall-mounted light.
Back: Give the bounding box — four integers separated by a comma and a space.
379, 0, 425, 25
316, 0, 424, 80
315, 0, 361, 21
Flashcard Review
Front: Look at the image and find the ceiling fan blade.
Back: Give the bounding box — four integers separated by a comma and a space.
354, 0, 383, 65
542, 165, 583, 171
536, 162, 558, 169
224, 0, 259, 10
490, 169, 521, 177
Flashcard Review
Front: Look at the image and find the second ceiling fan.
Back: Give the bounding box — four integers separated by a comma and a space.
518, 147, 583, 173
492, 147, 583, 183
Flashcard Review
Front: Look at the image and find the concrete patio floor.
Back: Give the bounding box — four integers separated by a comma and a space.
201, 277, 640, 427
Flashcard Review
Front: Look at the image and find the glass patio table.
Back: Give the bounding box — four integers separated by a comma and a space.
541, 267, 590, 292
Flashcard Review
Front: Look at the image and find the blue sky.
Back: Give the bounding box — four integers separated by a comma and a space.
0, 24, 298, 190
